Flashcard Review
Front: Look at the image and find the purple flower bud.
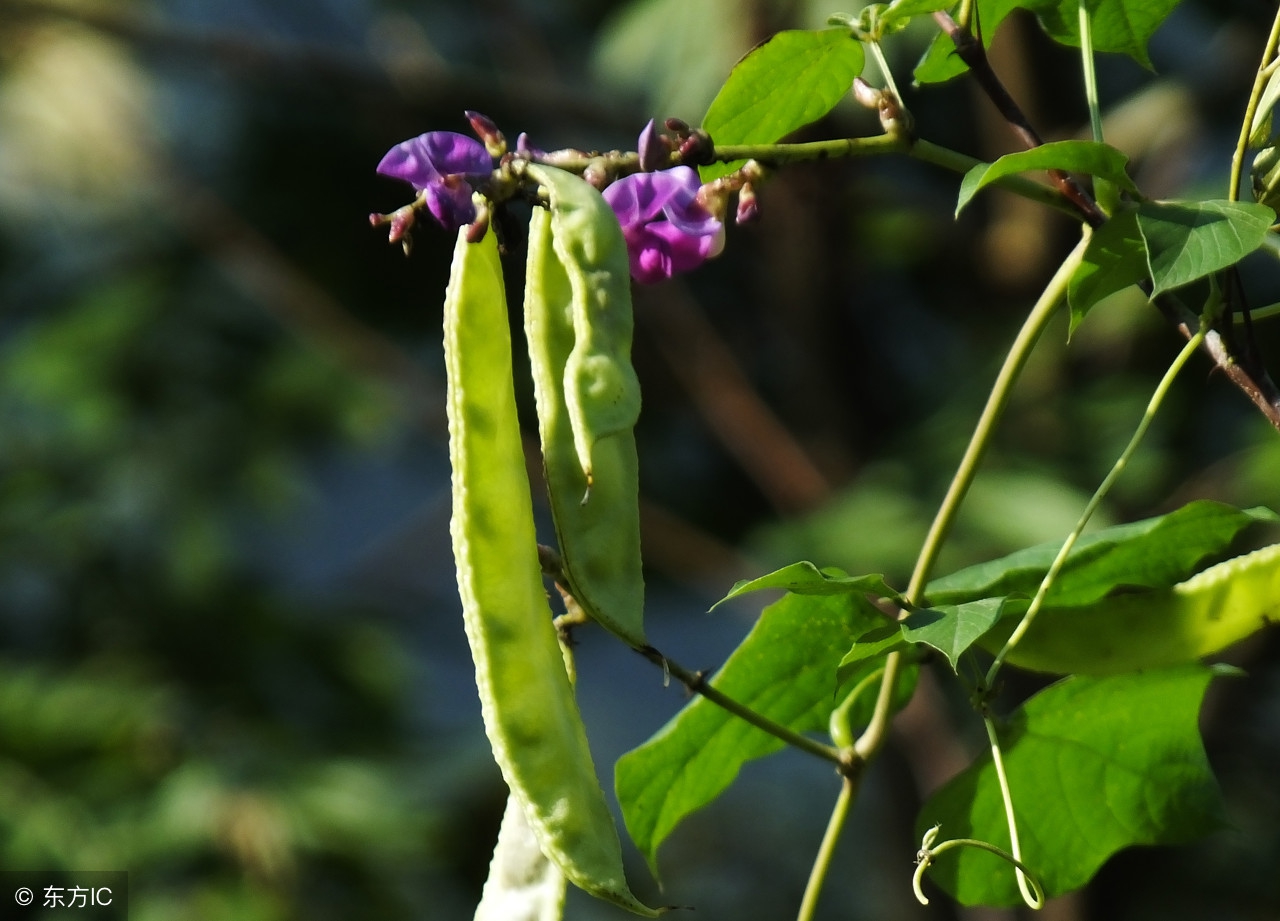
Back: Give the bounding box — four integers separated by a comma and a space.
376, 131, 493, 230
638, 119, 670, 172
465, 110, 507, 157
516, 132, 543, 157
602, 166, 724, 284
735, 183, 759, 224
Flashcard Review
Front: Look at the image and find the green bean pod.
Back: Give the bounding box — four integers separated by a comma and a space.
474, 795, 566, 921
523, 163, 642, 486
522, 164, 647, 648
444, 227, 658, 915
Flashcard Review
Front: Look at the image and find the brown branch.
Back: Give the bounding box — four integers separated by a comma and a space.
933, 9, 1280, 431
1154, 296, 1280, 432
933, 10, 1107, 228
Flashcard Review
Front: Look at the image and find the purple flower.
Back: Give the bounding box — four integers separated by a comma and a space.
602, 166, 724, 284
376, 131, 493, 230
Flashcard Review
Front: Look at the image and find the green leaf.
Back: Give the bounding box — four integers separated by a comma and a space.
881, 0, 960, 28
700, 29, 864, 181
902, 598, 1006, 670
615, 593, 883, 873
918, 666, 1227, 906
955, 140, 1137, 216
1030, 0, 1182, 69
1068, 207, 1148, 330
837, 624, 910, 683
710, 561, 899, 609
981, 541, 1280, 675
914, 0, 1023, 85
926, 500, 1277, 609
1137, 199, 1276, 297
914, 0, 1180, 84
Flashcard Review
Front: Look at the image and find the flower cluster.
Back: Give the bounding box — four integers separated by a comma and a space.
373, 116, 729, 283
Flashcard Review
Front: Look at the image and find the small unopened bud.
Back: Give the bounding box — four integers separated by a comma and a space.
370, 203, 418, 249
677, 129, 714, 166
583, 157, 610, 190
878, 93, 914, 139
735, 183, 759, 225
465, 210, 490, 244
739, 159, 767, 184
695, 180, 730, 221
465, 110, 507, 158
851, 77, 884, 110
638, 118, 671, 172
664, 117, 690, 135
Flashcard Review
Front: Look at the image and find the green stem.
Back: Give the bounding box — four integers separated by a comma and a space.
1236, 300, 1280, 322
636, 645, 844, 766
906, 234, 1088, 603
1229, 4, 1280, 202
712, 137, 1077, 218
796, 776, 857, 921
1078, 0, 1104, 144
913, 828, 1045, 907
867, 40, 904, 109
851, 234, 1089, 763
713, 134, 905, 164
984, 716, 1043, 909
986, 317, 1210, 684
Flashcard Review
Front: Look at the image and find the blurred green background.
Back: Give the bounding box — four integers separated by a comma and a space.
1, 0, 1279, 919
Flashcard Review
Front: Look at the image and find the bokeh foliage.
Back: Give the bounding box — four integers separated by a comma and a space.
0, 1, 1279, 919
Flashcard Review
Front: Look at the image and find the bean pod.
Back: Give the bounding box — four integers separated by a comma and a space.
522, 163, 647, 648
443, 226, 658, 915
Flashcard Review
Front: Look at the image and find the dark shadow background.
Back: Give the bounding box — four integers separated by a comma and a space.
0, 0, 1278, 919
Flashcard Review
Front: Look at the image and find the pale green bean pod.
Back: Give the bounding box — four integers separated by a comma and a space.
443, 227, 658, 915
522, 164, 647, 648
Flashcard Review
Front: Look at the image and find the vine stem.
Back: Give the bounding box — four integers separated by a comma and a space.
906, 234, 1088, 603
633, 645, 845, 767
975, 311, 1210, 911
1078, 1, 1103, 144
541, 549, 845, 767
984, 715, 1043, 909
1229, 2, 1280, 202
795, 776, 857, 921
866, 40, 904, 111
532, 136, 1079, 219
715, 138, 1077, 218
850, 233, 1089, 766
986, 315, 1211, 684
913, 827, 1045, 906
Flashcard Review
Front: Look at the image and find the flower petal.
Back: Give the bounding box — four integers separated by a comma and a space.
376, 131, 491, 189
604, 168, 691, 227
424, 177, 478, 231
